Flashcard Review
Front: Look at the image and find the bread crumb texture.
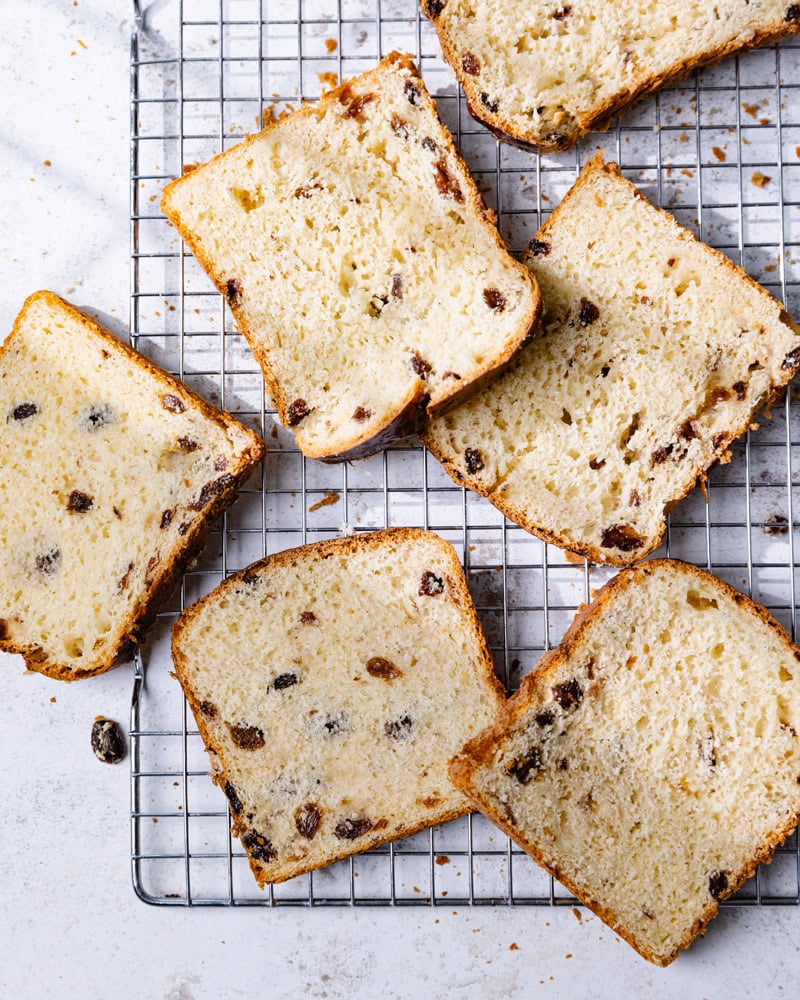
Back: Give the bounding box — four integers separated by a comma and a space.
171, 528, 505, 885
423, 0, 800, 150
424, 155, 800, 564
0, 291, 264, 680
161, 53, 539, 460
450, 560, 800, 965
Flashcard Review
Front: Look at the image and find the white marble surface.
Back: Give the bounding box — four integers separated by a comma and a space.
1, 3, 800, 997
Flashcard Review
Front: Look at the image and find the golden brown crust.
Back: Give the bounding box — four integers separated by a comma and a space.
172, 527, 506, 885
161, 54, 540, 462
0, 291, 265, 681
449, 558, 800, 965
423, 154, 800, 566
423, 8, 800, 153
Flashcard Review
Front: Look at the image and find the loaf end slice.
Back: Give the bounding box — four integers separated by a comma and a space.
0, 291, 265, 680
423, 154, 800, 565
422, 1, 800, 152
161, 52, 540, 461
450, 559, 800, 965
171, 527, 506, 885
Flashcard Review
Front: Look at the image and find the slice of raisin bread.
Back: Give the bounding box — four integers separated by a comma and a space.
423, 154, 800, 565
422, 1, 800, 152
161, 52, 540, 462
171, 528, 506, 886
450, 559, 800, 966
0, 291, 265, 681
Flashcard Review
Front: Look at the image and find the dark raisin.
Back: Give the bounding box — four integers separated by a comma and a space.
600, 366, 610, 377
544, 131, 567, 148
552, 678, 583, 710
366, 656, 402, 680
214, 455, 228, 471
294, 182, 322, 198
708, 387, 731, 405
162, 394, 186, 413
385, 714, 414, 740
465, 448, 485, 474
480, 92, 499, 113
228, 723, 265, 750
160, 508, 173, 530
78, 403, 115, 432
274, 673, 298, 690
369, 293, 389, 317
91, 718, 126, 764
708, 870, 729, 900
113, 506, 122, 519
507, 747, 542, 784
35, 546, 61, 576
178, 521, 191, 535
334, 817, 372, 840
67, 490, 94, 513
343, 92, 376, 119
242, 569, 260, 585
199, 700, 217, 718
323, 712, 349, 735
11, 402, 38, 421
117, 561, 134, 593
352, 406, 372, 422
733, 381, 747, 400
578, 298, 600, 327
390, 274, 403, 300
652, 443, 674, 465
189, 474, 235, 511
409, 351, 432, 378
462, 52, 480, 75
300, 611, 317, 625
679, 420, 700, 441
553, 4, 572, 17
712, 432, 728, 449
224, 781, 244, 815
226, 278, 243, 306
557, 758, 569, 771
786, 5, 800, 22
528, 239, 551, 257
782, 346, 800, 370
287, 398, 310, 426
404, 79, 421, 105
177, 436, 199, 453
589, 457, 605, 470
483, 288, 506, 312
419, 571, 444, 596
422, 136, 439, 153
0, 619, 8, 642
390, 114, 410, 139
629, 490, 641, 508
535, 709, 555, 728
425, 0, 446, 15
433, 158, 464, 202
442, 371, 462, 380
601, 524, 645, 552
242, 830, 275, 863
296, 803, 322, 839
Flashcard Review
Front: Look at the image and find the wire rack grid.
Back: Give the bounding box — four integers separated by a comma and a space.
129, 0, 800, 907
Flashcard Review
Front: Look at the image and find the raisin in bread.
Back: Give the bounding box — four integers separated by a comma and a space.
0, 291, 265, 681
171, 528, 506, 885
422, 1, 800, 153
423, 155, 800, 565
450, 559, 800, 966
161, 52, 540, 462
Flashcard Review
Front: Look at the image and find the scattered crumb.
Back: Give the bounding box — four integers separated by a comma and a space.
751, 170, 771, 188
759, 117, 770, 126
796, 146, 800, 158
50, 696, 56, 703
712, 146, 726, 163
565, 953, 573, 960
764, 513, 789, 536
509, 942, 519, 951
679, 132, 689, 143
77, 38, 87, 49
742, 102, 759, 118
43, 159, 52, 167
325, 38, 338, 53
182, 162, 198, 174
764, 264, 777, 273
318, 72, 338, 90
152, 817, 158, 823
435, 855, 449, 866
442, 890, 448, 896
413, 885, 420, 893
270, 425, 279, 439
308, 491, 340, 512
680, 168, 693, 178
572, 906, 582, 922
262, 102, 295, 126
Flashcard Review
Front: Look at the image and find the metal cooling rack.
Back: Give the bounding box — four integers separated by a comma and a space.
129, 0, 800, 906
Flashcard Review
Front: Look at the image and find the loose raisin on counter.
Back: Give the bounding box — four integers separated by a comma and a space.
91, 717, 126, 764
419, 571, 444, 596
296, 802, 322, 840
334, 816, 372, 839
228, 722, 265, 750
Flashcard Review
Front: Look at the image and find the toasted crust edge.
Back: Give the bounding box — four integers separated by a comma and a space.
449, 558, 800, 965
172, 526, 506, 885
0, 290, 266, 681
161, 52, 540, 462
422, 7, 800, 153
422, 154, 800, 566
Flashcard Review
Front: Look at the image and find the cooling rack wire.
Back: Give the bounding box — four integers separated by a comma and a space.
129, 0, 800, 906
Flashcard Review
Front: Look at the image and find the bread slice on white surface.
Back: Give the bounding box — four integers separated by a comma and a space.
423, 154, 800, 565
450, 559, 800, 966
0, 291, 265, 681
171, 527, 506, 886
422, 0, 800, 152
161, 52, 540, 462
